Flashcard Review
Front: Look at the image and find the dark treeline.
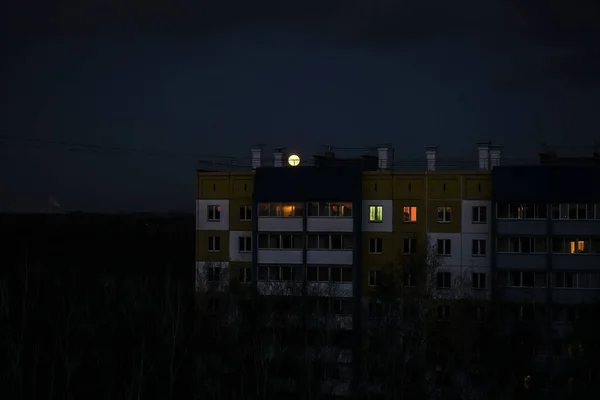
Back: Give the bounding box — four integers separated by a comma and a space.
2, 215, 600, 399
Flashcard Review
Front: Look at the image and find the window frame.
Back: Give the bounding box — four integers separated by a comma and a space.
402, 238, 416, 254
436, 271, 452, 289
436, 239, 451, 256
208, 236, 221, 252
239, 267, 251, 283
471, 206, 487, 224
472, 272, 486, 290
403, 206, 417, 223
238, 236, 252, 252
369, 237, 383, 254
368, 205, 383, 223
207, 205, 221, 221
437, 207, 452, 223
239, 205, 252, 221
472, 239, 487, 257
368, 270, 380, 287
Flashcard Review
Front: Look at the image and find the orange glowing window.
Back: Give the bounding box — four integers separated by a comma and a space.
569, 241, 585, 254
281, 205, 294, 217
272, 203, 303, 217
403, 206, 417, 222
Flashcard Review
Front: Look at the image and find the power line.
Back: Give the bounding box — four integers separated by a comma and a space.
0, 134, 546, 169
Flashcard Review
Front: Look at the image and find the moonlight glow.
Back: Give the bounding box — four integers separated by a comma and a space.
288, 154, 300, 166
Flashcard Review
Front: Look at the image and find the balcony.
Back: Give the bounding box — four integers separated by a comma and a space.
307, 250, 353, 265
307, 282, 353, 298
553, 219, 600, 236
496, 253, 547, 270
552, 289, 600, 304
306, 217, 353, 232
496, 219, 547, 235
257, 217, 303, 232
495, 287, 548, 303
553, 254, 599, 270
257, 249, 303, 264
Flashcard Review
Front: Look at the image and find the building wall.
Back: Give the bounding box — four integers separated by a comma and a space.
196, 169, 493, 300
491, 164, 600, 361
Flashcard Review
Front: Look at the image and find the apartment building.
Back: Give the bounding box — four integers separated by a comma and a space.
195, 143, 503, 306
491, 153, 600, 391
195, 143, 506, 396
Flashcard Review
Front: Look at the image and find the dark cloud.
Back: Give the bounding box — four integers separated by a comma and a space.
492, 0, 600, 87
5, 0, 600, 85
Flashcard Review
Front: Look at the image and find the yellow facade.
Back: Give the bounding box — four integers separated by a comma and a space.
362, 172, 393, 200
196, 230, 229, 262
463, 174, 491, 200
197, 174, 231, 199
362, 232, 396, 266
228, 198, 253, 231
360, 171, 491, 289
393, 199, 426, 233
393, 175, 426, 199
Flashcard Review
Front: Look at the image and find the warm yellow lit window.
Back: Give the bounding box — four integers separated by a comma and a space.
569, 241, 585, 253
280, 205, 295, 217
403, 206, 417, 222
369, 205, 383, 222
273, 203, 303, 217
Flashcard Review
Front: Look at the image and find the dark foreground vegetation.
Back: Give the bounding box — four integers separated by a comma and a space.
1, 214, 599, 400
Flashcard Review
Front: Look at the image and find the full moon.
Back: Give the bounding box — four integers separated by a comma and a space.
288, 154, 300, 166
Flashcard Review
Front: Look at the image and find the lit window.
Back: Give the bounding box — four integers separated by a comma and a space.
369, 205, 383, 222
277, 204, 295, 217
569, 240, 586, 254
258, 202, 304, 217
403, 206, 417, 222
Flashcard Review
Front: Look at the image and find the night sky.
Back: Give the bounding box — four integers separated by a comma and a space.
2, 0, 599, 212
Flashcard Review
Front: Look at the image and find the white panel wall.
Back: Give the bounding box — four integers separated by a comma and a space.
461, 200, 491, 234
196, 199, 230, 231
362, 200, 393, 232
257, 217, 303, 232
257, 250, 303, 264
229, 231, 253, 262
428, 232, 463, 268
461, 233, 491, 268
463, 265, 492, 300
307, 218, 353, 232
306, 250, 353, 265
195, 261, 229, 292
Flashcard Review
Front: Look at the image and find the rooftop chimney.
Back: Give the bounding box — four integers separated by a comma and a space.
251, 147, 262, 170
377, 146, 390, 170
490, 145, 503, 168
477, 142, 502, 170
273, 148, 284, 167
425, 146, 437, 171
477, 142, 490, 170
